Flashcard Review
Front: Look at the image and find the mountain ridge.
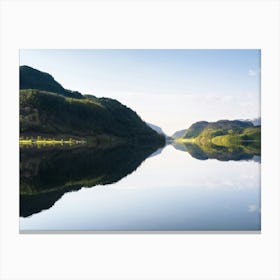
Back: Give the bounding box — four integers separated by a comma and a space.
171, 129, 187, 139
19, 66, 165, 145
146, 123, 166, 136
20, 65, 83, 99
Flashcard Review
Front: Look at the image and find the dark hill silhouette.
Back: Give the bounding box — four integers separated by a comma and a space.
20, 65, 83, 98
20, 66, 165, 145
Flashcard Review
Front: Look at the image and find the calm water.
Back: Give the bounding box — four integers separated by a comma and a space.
20, 142, 261, 231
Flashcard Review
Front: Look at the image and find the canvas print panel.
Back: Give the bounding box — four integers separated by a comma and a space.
19, 49, 261, 231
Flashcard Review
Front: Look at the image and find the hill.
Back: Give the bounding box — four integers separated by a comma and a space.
239, 117, 261, 126
171, 129, 187, 139
146, 123, 166, 136
251, 118, 261, 126
19, 66, 165, 145
178, 120, 260, 144
20, 65, 83, 99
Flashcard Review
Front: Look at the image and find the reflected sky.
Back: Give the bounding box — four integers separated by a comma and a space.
20, 145, 261, 231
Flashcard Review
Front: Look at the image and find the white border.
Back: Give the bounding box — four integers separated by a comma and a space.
1, 1, 279, 279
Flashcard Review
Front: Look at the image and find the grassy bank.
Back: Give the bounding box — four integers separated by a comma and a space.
19, 137, 86, 146
19, 133, 165, 149
176, 125, 260, 147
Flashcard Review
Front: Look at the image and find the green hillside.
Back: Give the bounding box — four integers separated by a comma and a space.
211, 126, 261, 146
179, 120, 260, 145
19, 66, 165, 145
183, 121, 209, 138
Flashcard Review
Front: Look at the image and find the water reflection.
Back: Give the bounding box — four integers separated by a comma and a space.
20, 144, 160, 217
20, 141, 261, 231
172, 141, 260, 162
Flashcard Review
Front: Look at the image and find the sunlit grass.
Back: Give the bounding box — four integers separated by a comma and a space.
19, 137, 86, 146
19, 139, 33, 144
65, 96, 105, 108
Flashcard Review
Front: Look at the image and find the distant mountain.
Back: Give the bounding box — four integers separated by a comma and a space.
171, 129, 187, 139
183, 120, 254, 139
172, 121, 261, 161
251, 118, 261, 126
20, 65, 83, 99
146, 123, 166, 135
181, 120, 253, 138
19, 66, 165, 145
239, 117, 261, 126
175, 119, 261, 145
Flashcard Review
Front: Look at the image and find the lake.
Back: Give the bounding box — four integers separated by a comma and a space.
20, 142, 261, 232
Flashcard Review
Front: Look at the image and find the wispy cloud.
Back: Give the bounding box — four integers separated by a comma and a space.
248, 69, 260, 77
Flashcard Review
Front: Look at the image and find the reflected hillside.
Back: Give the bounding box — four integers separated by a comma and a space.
20, 144, 160, 217
172, 141, 260, 161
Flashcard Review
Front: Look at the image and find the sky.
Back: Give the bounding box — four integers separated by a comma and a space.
20, 49, 261, 135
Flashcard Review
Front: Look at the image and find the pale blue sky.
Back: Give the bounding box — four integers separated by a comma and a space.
20, 49, 260, 135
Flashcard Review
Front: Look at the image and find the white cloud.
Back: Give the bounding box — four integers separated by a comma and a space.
248, 69, 259, 77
